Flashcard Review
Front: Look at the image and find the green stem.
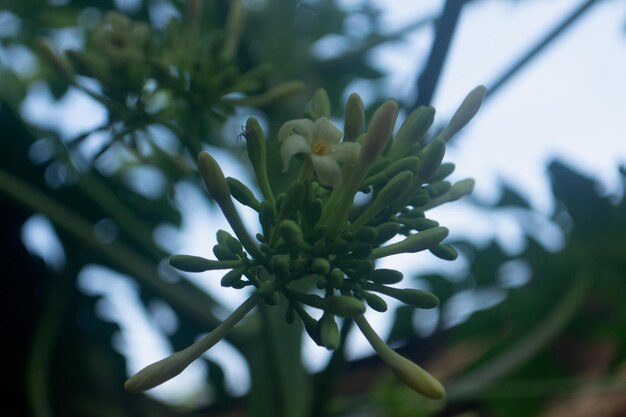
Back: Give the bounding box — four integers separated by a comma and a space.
27, 274, 72, 417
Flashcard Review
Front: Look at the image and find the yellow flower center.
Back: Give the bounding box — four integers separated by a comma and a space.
312, 139, 330, 155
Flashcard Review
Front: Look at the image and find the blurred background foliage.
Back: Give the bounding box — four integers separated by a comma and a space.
1, 0, 625, 416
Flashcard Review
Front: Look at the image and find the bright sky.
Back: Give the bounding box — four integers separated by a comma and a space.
17, 0, 626, 406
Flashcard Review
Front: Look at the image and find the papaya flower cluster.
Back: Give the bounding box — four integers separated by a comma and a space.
124, 86, 487, 399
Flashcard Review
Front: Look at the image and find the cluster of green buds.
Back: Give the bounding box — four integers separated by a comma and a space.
37, 3, 303, 153
124, 86, 487, 399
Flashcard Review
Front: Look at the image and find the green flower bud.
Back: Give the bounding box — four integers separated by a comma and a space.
221, 267, 245, 287
272, 255, 290, 281
353, 259, 375, 276
327, 269, 344, 288
371, 226, 448, 258
124, 350, 191, 393
417, 138, 446, 181
311, 258, 331, 275
400, 217, 439, 231
439, 85, 487, 143
375, 222, 401, 243
213, 244, 237, 261
409, 190, 431, 207
226, 177, 261, 211
278, 220, 312, 252
363, 291, 388, 312
402, 208, 425, 219
312, 88, 331, 119
354, 226, 379, 243
278, 180, 305, 220
169, 255, 241, 272
350, 171, 414, 231
199, 152, 262, 259
429, 162, 456, 182
364, 156, 420, 186
449, 178, 475, 201
216, 230, 233, 245
328, 238, 348, 255
244, 117, 274, 203
359, 100, 398, 168
259, 200, 275, 234
199, 152, 231, 206
354, 315, 445, 399
427, 181, 452, 198
322, 295, 366, 317
226, 236, 243, 255
365, 283, 438, 309
390, 106, 435, 159
317, 313, 340, 350
368, 269, 404, 285
390, 354, 446, 399
344, 93, 365, 142
429, 243, 458, 261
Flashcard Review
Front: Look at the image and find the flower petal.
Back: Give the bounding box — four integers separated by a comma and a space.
280, 135, 311, 171
310, 154, 342, 188
315, 118, 343, 144
278, 119, 315, 143
331, 142, 361, 164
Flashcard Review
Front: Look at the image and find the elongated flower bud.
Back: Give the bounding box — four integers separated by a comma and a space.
360, 100, 398, 168
245, 117, 274, 203
362, 291, 388, 312
417, 138, 446, 181
322, 295, 366, 317
371, 227, 448, 258
350, 170, 414, 231
124, 351, 192, 393
368, 269, 403, 285
390, 106, 435, 158
364, 156, 420, 186
170, 255, 241, 272
227, 177, 261, 211
221, 267, 245, 287
344, 93, 365, 142
365, 283, 439, 309
199, 152, 261, 258
355, 315, 445, 399
317, 313, 340, 349
439, 85, 487, 142
429, 243, 458, 261
312, 88, 331, 119
449, 178, 475, 201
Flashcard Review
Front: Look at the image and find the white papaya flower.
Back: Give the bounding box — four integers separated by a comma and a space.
279, 117, 360, 188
